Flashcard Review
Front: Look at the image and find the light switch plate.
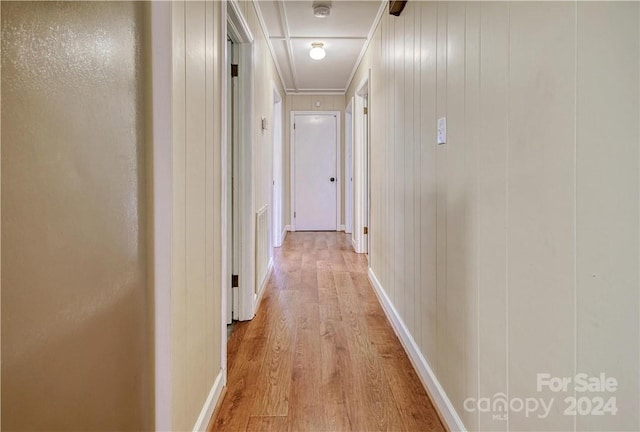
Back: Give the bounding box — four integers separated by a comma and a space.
437, 117, 446, 144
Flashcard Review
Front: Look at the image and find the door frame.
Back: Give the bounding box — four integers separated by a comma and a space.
353, 73, 370, 254
345, 98, 354, 234
290, 111, 341, 232
225, 0, 256, 326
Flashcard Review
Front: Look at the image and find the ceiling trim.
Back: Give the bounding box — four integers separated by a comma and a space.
286, 91, 347, 96
270, 36, 369, 41
252, 0, 288, 93
277, 0, 300, 91
287, 89, 346, 95
345, 0, 387, 93
228, 0, 254, 43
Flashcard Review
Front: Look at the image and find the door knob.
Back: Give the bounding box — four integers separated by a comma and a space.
330, 177, 335, 182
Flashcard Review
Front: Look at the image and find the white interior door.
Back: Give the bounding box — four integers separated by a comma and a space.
226, 37, 240, 324
293, 113, 338, 231
226, 37, 233, 325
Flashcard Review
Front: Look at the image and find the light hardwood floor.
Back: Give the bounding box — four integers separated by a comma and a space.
209, 232, 445, 432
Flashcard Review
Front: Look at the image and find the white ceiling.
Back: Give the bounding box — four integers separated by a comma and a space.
254, 0, 385, 94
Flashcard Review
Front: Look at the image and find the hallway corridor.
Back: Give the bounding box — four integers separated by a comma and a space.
210, 232, 445, 432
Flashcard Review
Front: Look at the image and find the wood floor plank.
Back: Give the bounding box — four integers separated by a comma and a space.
210, 232, 445, 432
287, 298, 327, 431
319, 319, 353, 431
317, 261, 343, 322
334, 270, 406, 431
379, 346, 446, 432
246, 416, 289, 432
251, 305, 295, 416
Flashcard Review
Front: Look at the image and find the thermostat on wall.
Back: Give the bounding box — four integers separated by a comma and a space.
437, 117, 446, 144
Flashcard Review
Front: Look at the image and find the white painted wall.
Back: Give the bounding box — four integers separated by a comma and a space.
347, 2, 640, 431
236, 0, 286, 309
272, 86, 284, 246
240, 0, 286, 227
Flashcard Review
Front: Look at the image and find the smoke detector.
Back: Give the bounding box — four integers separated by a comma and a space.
313, 4, 331, 18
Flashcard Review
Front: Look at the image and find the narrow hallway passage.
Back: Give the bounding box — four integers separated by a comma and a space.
210, 232, 445, 432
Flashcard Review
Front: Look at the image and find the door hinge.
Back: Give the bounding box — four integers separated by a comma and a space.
364, 226, 368, 235
363, 107, 368, 115
294, 123, 296, 130
294, 211, 296, 218
231, 64, 238, 77
232, 274, 239, 287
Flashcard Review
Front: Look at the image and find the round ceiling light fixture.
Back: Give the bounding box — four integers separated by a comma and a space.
313, 4, 331, 18
309, 42, 326, 60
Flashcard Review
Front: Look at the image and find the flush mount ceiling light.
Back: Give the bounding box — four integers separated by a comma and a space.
309, 42, 326, 60
312, 3, 331, 18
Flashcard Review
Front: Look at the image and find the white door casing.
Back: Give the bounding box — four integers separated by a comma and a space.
226, 1, 256, 322
353, 73, 370, 254
345, 98, 354, 234
291, 112, 340, 231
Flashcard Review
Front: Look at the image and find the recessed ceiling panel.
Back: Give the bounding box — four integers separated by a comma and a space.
254, 0, 384, 92
284, 1, 381, 38
292, 38, 365, 90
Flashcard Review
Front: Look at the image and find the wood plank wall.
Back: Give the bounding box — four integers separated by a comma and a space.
346, 2, 640, 431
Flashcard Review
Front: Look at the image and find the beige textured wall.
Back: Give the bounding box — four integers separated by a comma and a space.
169, 1, 223, 430
347, 2, 639, 431
1, 2, 151, 430
285, 95, 346, 227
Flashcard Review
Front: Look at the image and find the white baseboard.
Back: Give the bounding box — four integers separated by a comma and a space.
367, 268, 467, 432
255, 257, 273, 311
351, 237, 357, 252
338, 224, 346, 231
281, 225, 290, 244
192, 368, 226, 432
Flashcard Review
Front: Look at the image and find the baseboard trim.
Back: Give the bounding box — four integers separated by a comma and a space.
255, 257, 273, 312
192, 368, 226, 432
338, 224, 346, 232
351, 237, 357, 252
281, 225, 290, 244
367, 268, 467, 432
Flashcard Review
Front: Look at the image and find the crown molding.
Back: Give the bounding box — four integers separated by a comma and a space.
345, 0, 387, 93
252, 0, 289, 92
